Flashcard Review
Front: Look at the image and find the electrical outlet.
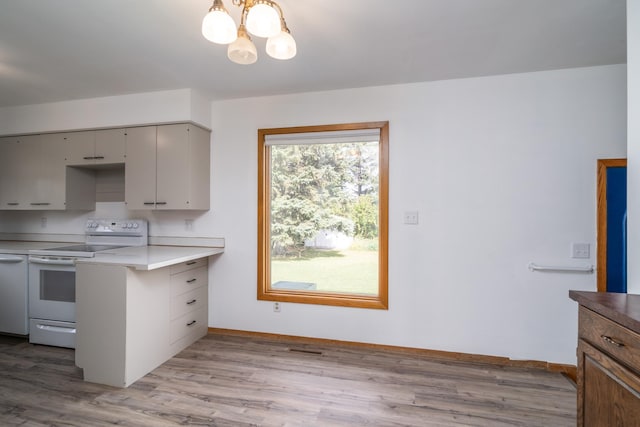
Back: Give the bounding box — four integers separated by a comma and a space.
185, 219, 194, 231
40, 217, 47, 228
273, 302, 281, 312
403, 211, 419, 225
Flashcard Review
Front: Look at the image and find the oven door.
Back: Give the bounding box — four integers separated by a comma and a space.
28, 256, 76, 323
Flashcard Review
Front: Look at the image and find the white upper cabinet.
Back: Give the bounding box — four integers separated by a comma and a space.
125, 124, 210, 210
0, 136, 33, 209
0, 134, 67, 210
65, 129, 126, 165
124, 126, 157, 210
36, 133, 67, 210
0, 122, 209, 211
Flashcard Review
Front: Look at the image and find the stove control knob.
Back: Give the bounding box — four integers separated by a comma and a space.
133, 223, 139, 229
127, 223, 133, 229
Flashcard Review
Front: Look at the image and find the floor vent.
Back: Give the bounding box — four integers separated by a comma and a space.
288, 348, 323, 355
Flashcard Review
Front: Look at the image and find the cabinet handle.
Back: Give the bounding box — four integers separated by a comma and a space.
186, 299, 197, 305
30, 202, 51, 206
83, 156, 96, 160
94, 156, 105, 160
7, 202, 19, 206
186, 320, 197, 326
186, 278, 197, 283
186, 261, 197, 266
156, 202, 167, 205
143, 202, 156, 205
601, 335, 625, 347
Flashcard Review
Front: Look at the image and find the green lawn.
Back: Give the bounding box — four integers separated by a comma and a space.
271, 244, 378, 295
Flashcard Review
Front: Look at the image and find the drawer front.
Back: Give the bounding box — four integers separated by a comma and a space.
170, 266, 208, 297
579, 306, 640, 372
170, 258, 207, 275
170, 307, 207, 344
171, 286, 207, 321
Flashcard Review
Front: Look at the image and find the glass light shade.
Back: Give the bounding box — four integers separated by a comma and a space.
202, 9, 237, 44
245, 3, 281, 38
266, 31, 296, 60
228, 33, 258, 64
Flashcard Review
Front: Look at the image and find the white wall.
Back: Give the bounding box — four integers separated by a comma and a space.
207, 65, 626, 365
0, 88, 211, 135
627, 0, 640, 293
0, 65, 626, 364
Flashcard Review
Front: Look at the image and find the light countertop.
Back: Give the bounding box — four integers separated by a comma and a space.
75, 245, 224, 271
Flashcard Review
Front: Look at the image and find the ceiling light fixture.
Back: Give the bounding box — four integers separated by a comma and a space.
202, 0, 296, 64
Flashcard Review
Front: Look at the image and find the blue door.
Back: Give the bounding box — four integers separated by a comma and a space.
602, 163, 627, 293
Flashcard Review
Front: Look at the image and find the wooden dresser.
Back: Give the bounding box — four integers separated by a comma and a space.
569, 291, 640, 426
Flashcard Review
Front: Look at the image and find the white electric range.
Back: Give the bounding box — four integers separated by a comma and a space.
28, 218, 148, 348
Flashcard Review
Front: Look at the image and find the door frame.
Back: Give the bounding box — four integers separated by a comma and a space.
596, 158, 627, 292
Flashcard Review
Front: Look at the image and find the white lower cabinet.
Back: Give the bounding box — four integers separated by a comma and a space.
0, 254, 28, 335
75, 258, 208, 387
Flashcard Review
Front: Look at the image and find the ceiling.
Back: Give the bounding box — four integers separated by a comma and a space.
0, 0, 627, 108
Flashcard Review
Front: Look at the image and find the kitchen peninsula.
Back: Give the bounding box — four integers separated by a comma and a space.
75, 245, 223, 387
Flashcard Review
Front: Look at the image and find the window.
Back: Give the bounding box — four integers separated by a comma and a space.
258, 121, 389, 309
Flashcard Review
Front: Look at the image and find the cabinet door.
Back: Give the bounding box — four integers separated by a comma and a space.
35, 134, 67, 209
0, 135, 65, 210
0, 137, 22, 209
578, 340, 640, 426
64, 131, 96, 165
16, 135, 40, 208
125, 126, 157, 210
186, 125, 210, 210
156, 124, 190, 209
95, 128, 126, 164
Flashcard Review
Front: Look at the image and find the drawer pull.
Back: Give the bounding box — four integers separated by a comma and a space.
602, 335, 625, 347
186, 278, 197, 283
186, 299, 197, 305
186, 261, 197, 265
143, 202, 155, 205
186, 320, 197, 326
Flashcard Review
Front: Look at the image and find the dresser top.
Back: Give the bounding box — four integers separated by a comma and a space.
570, 290, 640, 334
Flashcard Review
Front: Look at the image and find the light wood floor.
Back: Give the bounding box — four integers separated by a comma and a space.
0, 332, 576, 426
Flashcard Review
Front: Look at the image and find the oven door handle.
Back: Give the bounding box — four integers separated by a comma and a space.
35, 324, 77, 334
29, 257, 76, 266
0, 256, 24, 263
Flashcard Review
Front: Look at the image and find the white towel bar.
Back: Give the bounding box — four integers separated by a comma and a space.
528, 262, 594, 274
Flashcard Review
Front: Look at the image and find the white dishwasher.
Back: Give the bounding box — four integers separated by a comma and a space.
0, 254, 28, 335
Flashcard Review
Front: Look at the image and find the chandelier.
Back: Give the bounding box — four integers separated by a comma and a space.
202, 0, 297, 65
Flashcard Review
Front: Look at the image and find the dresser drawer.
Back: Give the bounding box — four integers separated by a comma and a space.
170, 266, 207, 297
579, 306, 640, 372
170, 307, 207, 344
170, 258, 207, 275
171, 286, 207, 321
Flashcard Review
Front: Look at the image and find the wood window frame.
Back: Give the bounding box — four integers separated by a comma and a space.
257, 121, 389, 309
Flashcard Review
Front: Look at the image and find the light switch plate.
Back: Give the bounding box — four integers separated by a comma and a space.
571, 243, 590, 259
